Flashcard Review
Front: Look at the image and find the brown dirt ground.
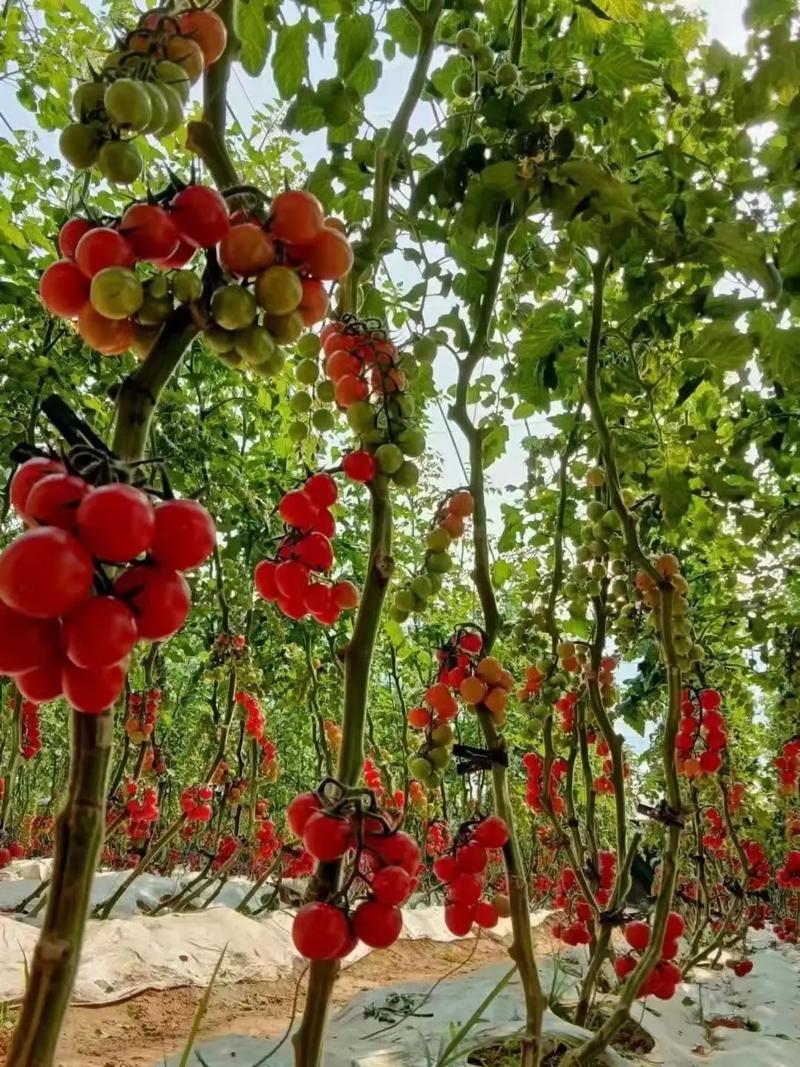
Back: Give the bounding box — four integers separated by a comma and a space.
0, 928, 557, 1067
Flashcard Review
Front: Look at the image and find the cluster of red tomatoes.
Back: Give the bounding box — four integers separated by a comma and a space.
675, 688, 727, 777
19, 699, 42, 760
741, 839, 770, 890
363, 757, 384, 798
773, 914, 798, 944
60, 8, 228, 182
0, 457, 215, 712
254, 472, 359, 626
40, 186, 350, 365
237, 690, 265, 742
775, 737, 800, 795
432, 817, 510, 936
319, 320, 407, 410
0, 840, 26, 869
124, 781, 160, 843
287, 790, 422, 960
776, 850, 800, 889
522, 751, 567, 814
614, 912, 685, 1000
552, 853, 616, 947
180, 784, 214, 823
125, 688, 161, 744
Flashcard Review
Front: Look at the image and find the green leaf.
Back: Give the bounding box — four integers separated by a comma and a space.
702, 222, 781, 298
684, 323, 754, 372
385, 7, 419, 56
272, 20, 309, 99
335, 13, 374, 80
592, 42, 658, 93
238, 0, 272, 77
284, 86, 327, 133
492, 559, 514, 588
655, 467, 691, 526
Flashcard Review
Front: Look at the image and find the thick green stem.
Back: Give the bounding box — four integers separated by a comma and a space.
343, 0, 444, 307
293, 478, 393, 1067
186, 0, 240, 188
1, 689, 22, 829
562, 590, 683, 1065
7, 713, 114, 1067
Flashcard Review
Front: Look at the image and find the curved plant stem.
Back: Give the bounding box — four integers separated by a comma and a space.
0, 689, 22, 829
293, 478, 393, 1067
449, 195, 546, 1061
7, 713, 114, 1066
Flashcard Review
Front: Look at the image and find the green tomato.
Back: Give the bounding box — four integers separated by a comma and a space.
142, 82, 168, 135
136, 292, 173, 325
104, 78, 152, 132
426, 572, 443, 593
157, 83, 185, 136
394, 589, 416, 614
264, 310, 304, 344
413, 336, 437, 362
602, 510, 621, 529
410, 575, 432, 601
98, 140, 143, 184
375, 442, 403, 474
346, 400, 375, 434
216, 349, 243, 368
316, 379, 335, 403
155, 60, 191, 103
428, 745, 450, 769
390, 606, 410, 624
452, 73, 474, 99
234, 323, 276, 364
211, 285, 257, 330
297, 332, 321, 358
586, 466, 605, 487
586, 500, 605, 521
288, 420, 309, 441
291, 391, 313, 414
295, 358, 319, 385
171, 270, 202, 304
392, 460, 419, 488
89, 266, 143, 319
473, 45, 494, 71
426, 551, 452, 574
397, 427, 426, 457
455, 28, 480, 55
426, 527, 451, 553
255, 265, 303, 315
496, 62, 517, 86
204, 326, 237, 354
256, 348, 286, 378
312, 408, 335, 432
73, 81, 106, 120
409, 756, 432, 779
59, 123, 101, 169
430, 723, 453, 746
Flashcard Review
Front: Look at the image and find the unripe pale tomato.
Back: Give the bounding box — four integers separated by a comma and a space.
90, 267, 144, 319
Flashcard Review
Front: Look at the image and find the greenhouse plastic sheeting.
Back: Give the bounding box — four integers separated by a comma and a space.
161, 962, 629, 1067
0, 879, 551, 1005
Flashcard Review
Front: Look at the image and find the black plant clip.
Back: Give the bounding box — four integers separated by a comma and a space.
637, 800, 685, 829
453, 743, 508, 775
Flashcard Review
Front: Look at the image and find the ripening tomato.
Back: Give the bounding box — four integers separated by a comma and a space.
150, 238, 196, 270
0, 602, 60, 675
77, 305, 134, 355
177, 9, 227, 65
114, 564, 191, 640
269, 190, 324, 244
165, 34, 205, 82
171, 185, 230, 247
25, 473, 89, 530
63, 659, 126, 713
39, 260, 90, 318
0, 527, 94, 619
63, 596, 138, 669
150, 499, 216, 571
352, 899, 402, 948
15, 659, 65, 703
77, 483, 155, 562
286, 791, 321, 837
218, 223, 275, 276
74, 227, 135, 277
331, 580, 358, 610
10, 457, 65, 520
298, 278, 329, 325
58, 217, 94, 259
292, 902, 352, 960
292, 226, 353, 280
119, 203, 180, 261
254, 559, 279, 601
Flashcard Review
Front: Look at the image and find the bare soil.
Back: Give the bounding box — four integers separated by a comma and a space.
0, 933, 547, 1067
